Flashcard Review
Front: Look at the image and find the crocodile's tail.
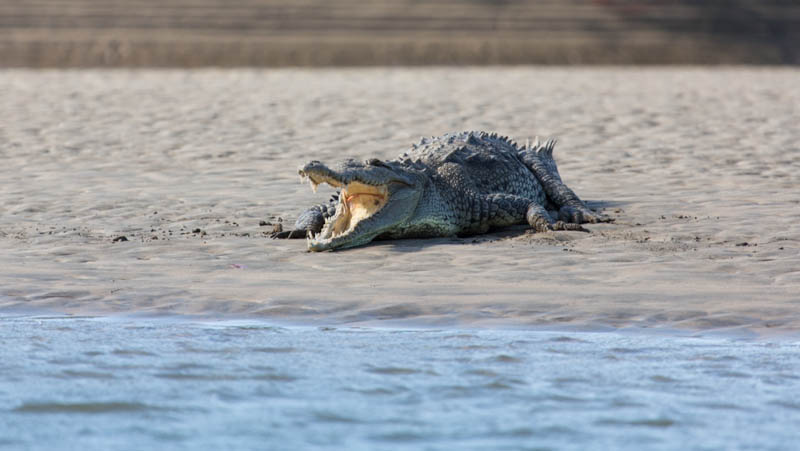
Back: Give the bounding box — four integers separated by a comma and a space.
524, 138, 562, 183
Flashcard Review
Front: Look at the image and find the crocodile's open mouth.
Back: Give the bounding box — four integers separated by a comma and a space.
300, 171, 392, 250
324, 181, 389, 238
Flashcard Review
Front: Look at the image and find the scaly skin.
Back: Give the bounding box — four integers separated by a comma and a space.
273, 131, 611, 251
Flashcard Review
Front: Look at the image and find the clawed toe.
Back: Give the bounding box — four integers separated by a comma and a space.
270, 229, 308, 239
559, 206, 612, 224
552, 221, 589, 233
586, 211, 613, 224
529, 216, 554, 233
530, 219, 589, 234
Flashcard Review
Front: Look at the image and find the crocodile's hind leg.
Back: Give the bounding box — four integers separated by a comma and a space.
271, 195, 338, 239
518, 139, 611, 224
481, 194, 587, 234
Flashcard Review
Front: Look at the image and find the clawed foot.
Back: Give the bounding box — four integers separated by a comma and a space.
559, 205, 613, 224
529, 217, 589, 233
270, 229, 309, 239
551, 221, 589, 232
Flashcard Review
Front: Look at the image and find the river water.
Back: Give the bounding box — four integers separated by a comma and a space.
2, 315, 799, 450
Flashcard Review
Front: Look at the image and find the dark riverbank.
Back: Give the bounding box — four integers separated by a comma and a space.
1, 0, 798, 67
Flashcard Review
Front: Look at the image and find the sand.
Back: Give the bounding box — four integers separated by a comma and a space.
1, 68, 798, 336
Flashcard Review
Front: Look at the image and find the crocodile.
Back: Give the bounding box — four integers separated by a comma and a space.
273, 131, 611, 251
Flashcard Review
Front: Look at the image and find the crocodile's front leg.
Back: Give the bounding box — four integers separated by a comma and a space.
271, 195, 338, 239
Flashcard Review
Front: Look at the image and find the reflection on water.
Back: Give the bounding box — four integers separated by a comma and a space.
2, 316, 800, 450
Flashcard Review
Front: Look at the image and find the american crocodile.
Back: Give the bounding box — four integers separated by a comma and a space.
273, 131, 611, 251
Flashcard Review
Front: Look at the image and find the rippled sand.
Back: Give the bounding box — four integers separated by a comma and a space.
1, 68, 799, 336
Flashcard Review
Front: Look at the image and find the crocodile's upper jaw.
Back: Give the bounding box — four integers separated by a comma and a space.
299, 164, 419, 251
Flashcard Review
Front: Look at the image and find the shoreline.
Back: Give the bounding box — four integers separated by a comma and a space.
3, 295, 799, 342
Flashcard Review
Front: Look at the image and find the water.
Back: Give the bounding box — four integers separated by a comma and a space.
2, 316, 799, 450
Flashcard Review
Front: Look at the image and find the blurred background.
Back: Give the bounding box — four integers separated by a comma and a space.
1, 0, 799, 67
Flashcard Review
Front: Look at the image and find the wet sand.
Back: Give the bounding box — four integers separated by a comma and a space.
1, 68, 799, 336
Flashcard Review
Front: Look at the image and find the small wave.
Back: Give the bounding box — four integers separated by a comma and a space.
112, 349, 157, 357
488, 354, 522, 363
596, 417, 676, 428
59, 370, 114, 379
250, 346, 297, 353
365, 366, 421, 375
312, 410, 361, 424
13, 401, 156, 414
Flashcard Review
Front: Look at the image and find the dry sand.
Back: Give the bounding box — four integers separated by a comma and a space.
1, 68, 798, 336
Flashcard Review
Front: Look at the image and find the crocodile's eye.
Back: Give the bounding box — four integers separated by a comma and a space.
365, 158, 388, 168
